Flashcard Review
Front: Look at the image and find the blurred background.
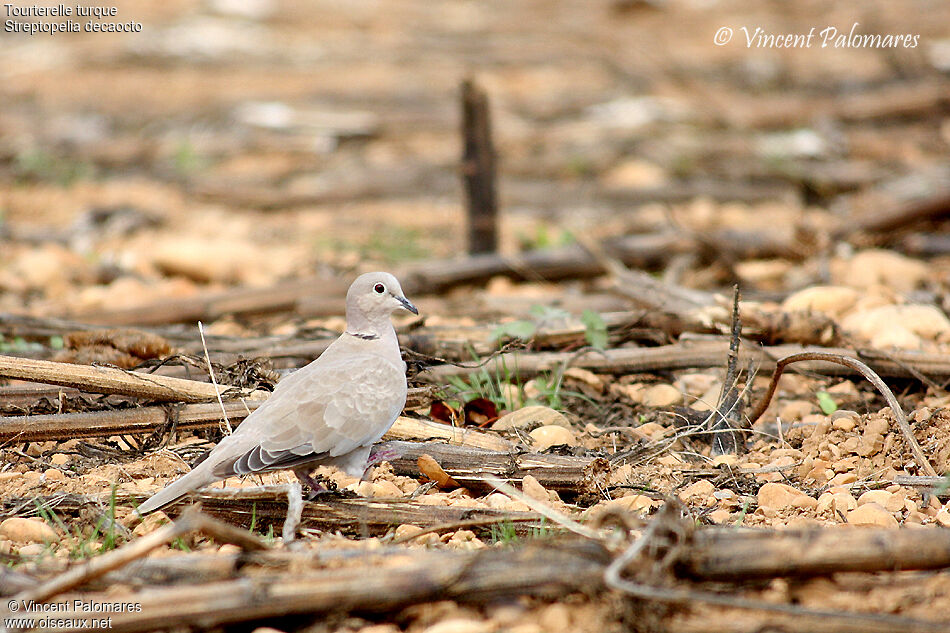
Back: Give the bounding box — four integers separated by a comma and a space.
0, 0, 948, 322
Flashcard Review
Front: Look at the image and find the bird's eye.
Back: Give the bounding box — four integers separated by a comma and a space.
374, 283, 385, 294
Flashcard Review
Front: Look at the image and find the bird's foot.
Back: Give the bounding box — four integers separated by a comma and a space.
293, 469, 328, 499
367, 442, 408, 467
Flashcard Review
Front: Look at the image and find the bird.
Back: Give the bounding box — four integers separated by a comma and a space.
136, 271, 418, 515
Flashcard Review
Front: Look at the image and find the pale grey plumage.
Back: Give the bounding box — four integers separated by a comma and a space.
136, 272, 417, 515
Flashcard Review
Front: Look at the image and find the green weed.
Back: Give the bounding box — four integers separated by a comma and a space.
14, 149, 93, 186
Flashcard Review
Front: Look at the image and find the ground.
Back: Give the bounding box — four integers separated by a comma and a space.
2, 0, 950, 631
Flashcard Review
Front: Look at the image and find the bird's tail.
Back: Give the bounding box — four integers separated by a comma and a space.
135, 464, 217, 515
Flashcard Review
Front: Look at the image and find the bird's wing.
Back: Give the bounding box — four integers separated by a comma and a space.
211, 352, 407, 477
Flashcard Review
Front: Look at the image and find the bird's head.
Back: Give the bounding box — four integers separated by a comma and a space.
346, 272, 418, 328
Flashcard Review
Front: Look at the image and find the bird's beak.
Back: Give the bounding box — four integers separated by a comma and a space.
397, 295, 419, 315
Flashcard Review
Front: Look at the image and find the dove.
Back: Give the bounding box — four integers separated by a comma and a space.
136, 272, 418, 515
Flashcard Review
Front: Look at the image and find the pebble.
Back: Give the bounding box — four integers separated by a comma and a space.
828, 472, 857, 487
712, 454, 738, 467
529, 425, 577, 449
640, 384, 682, 408
834, 249, 929, 292
610, 383, 645, 403
373, 480, 405, 497
857, 490, 893, 507
422, 619, 493, 633
521, 475, 550, 502
0, 518, 58, 544
492, 406, 571, 431
936, 508, 950, 528
847, 503, 899, 528
49, 453, 70, 466
17, 543, 48, 556
635, 422, 668, 438
674, 372, 719, 398
132, 511, 169, 537
601, 159, 668, 189
708, 509, 733, 523
842, 304, 950, 348
781, 285, 859, 317
561, 367, 604, 391
587, 495, 655, 521
678, 480, 716, 502
537, 603, 572, 633
394, 524, 425, 540
757, 483, 814, 512
818, 492, 857, 516
43, 468, 66, 482
484, 493, 513, 510
778, 400, 815, 421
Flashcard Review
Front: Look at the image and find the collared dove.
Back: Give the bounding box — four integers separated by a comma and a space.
136, 272, 417, 514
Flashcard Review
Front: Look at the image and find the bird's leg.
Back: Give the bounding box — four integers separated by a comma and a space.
363, 442, 409, 481
293, 468, 327, 499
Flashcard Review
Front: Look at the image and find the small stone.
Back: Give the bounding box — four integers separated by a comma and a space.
17, 543, 48, 556
610, 383, 645, 403
562, 368, 604, 391
485, 493, 512, 510
640, 384, 682, 408
601, 159, 668, 189
586, 495, 655, 521
828, 472, 857, 487
826, 381, 859, 396
132, 511, 169, 537
50, 453, 70, 466
529, 425, 577, 449
833, 249, 928, 292
778, 400, 815, 422
422, 619, 493, 633
936, 508, 950, 527
678, 480, 716, 502
864, 418, 890, 436
635, 422, 668, 438
373, 480, 404, 497
885, 493, 907, 513
656, 454, 684, 466
781, 286, 859, 317
857, 490, 893, 507
348, 481, 376, 497
43, 468, 66, 482
521, 475, 549, 502
831, 415, 858, 432
0, 518, 58, 544
712, 454, 738, 467
832, 492, 858, 515
708, 509, 732, 523
492, 406, 571, 431
538, 603, 572, 633
757, 483, 812, 512
847, 503, 899, 528
394, 524, 425, 540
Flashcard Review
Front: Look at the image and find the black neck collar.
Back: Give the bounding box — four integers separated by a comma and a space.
346, 331, 379, 340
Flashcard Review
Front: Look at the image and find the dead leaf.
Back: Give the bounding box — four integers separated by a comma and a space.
429, 400, 458, 424
463, 397, 499, 427
417, 454, 460, 489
